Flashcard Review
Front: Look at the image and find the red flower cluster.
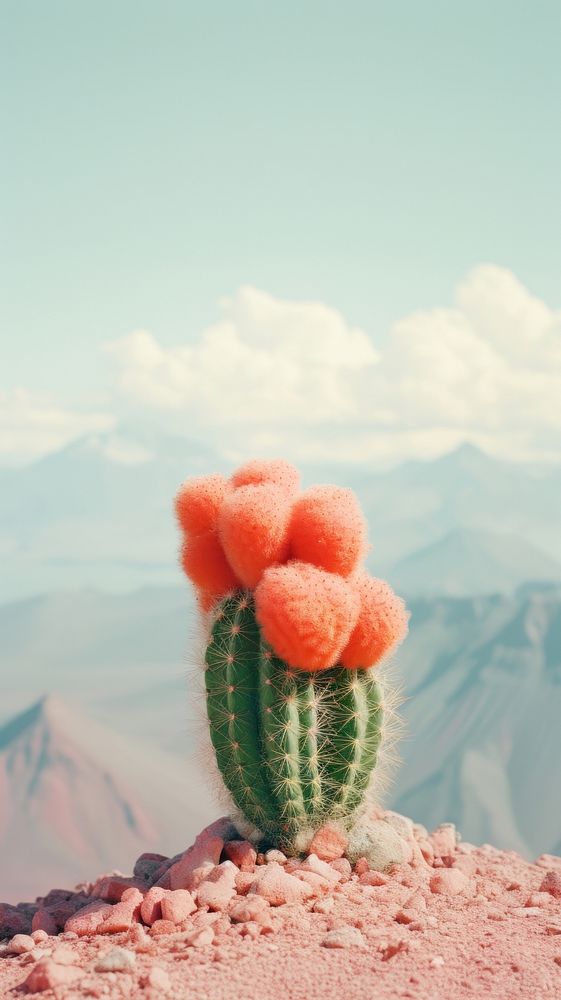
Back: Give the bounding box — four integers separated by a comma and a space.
175, 459, 408, 672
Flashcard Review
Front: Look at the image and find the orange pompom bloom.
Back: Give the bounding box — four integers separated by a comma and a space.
254, 561, 360, 671
180, 530, 240, 597
288, 485, 367, 577
174, 474, 229, 536
340, 573, 409, 669
218, 483, 294, 588
230, 458, 300, 497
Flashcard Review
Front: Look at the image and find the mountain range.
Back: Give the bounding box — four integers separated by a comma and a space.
0, 694, 216, 904
1, 581, 560, 904
393, 583, 561, 858
1, 432, 560, 601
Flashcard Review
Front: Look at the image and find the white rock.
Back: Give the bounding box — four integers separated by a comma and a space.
346, 819, 407, 871
94, 947, 137, 973
430, 955, 445, 968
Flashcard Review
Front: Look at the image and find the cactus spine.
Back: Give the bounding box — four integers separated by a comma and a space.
205, 591, 384, 849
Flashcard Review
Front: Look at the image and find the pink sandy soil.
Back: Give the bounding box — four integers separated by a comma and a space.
1, 811, 561, 999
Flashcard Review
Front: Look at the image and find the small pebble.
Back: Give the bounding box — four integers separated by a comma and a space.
322, 926, 366, 949
540, 871, 561, 899
8, 934, 35, 955
94, 947, 137, 973
25, 959, 83, 993
265, 850, 287, 865
430, 870, 470, 896
142, 965, 172, 990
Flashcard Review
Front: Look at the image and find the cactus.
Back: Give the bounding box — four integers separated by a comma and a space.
175, 459, 408, 852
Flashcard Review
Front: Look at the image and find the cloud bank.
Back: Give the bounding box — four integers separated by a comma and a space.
2, 266, 560, 465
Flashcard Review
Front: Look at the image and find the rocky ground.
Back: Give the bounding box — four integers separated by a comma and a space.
1, 810, 561, 999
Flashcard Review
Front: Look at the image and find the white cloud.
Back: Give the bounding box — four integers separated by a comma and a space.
106, 286, 381, 427
3, 266, 560, 468
0, 388, 114, 465
106, 266, 561, 464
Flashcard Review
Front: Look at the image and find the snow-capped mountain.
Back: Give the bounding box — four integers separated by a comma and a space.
0, 695, 216, 903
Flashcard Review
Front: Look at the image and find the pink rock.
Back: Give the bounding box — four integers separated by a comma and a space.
51, 945, 79, 965
160, 890, 197, 925
235, 871, 258, 895
196, 862, 237, 911
133, 852, 170, 883
417, 839, 435, 864
525, 892, 552, 908
41, 890, 91, 925
359, 870, 390, 887
141, 887, 167, 926
539, 870, 561, 899
313, 897, 335, 914
535, 854, 561, 872
91, 876, 146, 902
0, 903, 30, 937
223, 840, 257, 871
128, 923, 154, 952
25, 959, 83, 993
189, 863, 217, 889
283, 860, 300, 874
322, 926, 366, 949
99, 888, 144, 934
449, 856, 477, 878
403, 892, 427, 913
64, 900, 113, 936
31, 930, 49, 944
155, 869, 173, 890
309, 824, 347, 862
142, 965, 171, 990
149, 919, 178, 937
229, 896, 270, 923
249, 863, 314, 906
31, 910, 57, 936
354, 858, 370, 876
299, 854, 343, 885
8, 933, 35, 954
430, 824, 457, 858
192, 910, 222, 929
329, 858, 352, 879
382, 938, 410, 961
292, 871, 329, 895
168, 817, 235, 891
430, 869, 470, 896
184, 925, 215, 947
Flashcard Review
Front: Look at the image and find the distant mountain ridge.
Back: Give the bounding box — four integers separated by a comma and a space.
0, 694, 215, 903
1, 432, 560, 601
1, 583, 561, 872
393, 584, 561, 857
391, 527, 561, 597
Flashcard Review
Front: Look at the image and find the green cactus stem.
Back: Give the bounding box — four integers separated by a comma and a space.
205, 591, 384, 850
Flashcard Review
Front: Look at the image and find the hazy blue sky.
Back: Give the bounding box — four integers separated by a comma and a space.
1, 1, 560, 465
